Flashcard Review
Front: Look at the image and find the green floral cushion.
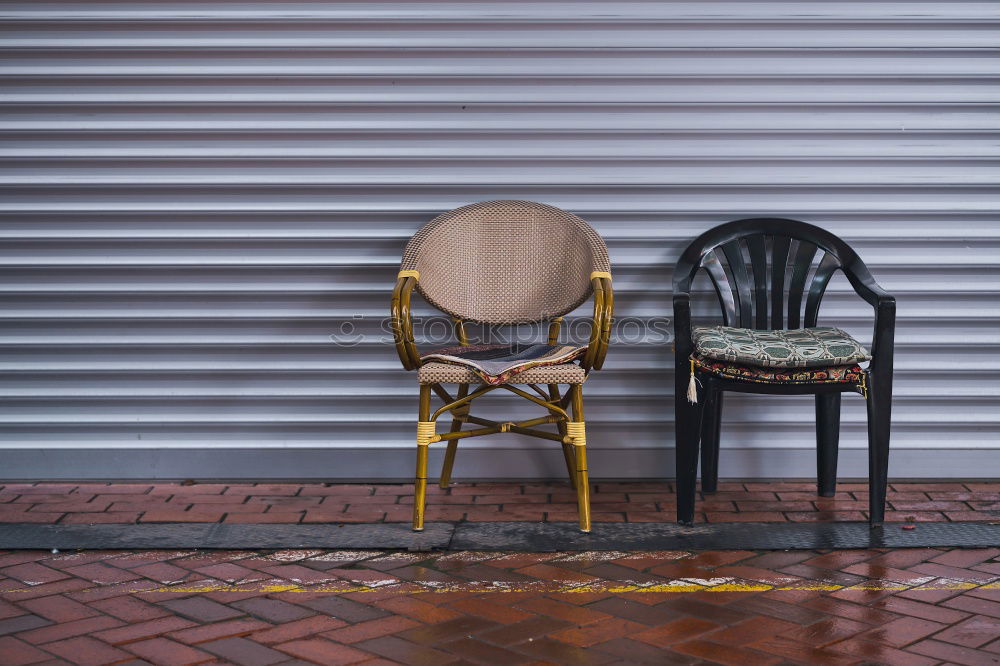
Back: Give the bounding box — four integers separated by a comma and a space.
692, 326, 870, 368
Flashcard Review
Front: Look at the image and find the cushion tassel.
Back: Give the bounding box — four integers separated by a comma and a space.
687, 358, 701, 404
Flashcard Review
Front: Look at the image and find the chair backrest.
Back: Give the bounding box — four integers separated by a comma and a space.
674, 218, 873, 330
401, 201, 610, 325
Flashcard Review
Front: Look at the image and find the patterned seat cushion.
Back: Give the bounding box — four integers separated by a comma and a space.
692, 326, 870, 368
693, 355, 864, 387
419, 343, 588, 385
418, 362, 586, 385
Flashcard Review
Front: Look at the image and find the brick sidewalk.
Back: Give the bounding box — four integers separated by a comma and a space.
0, 481, 997, 526
1, 546, 998, 664
0, 482, 998, 664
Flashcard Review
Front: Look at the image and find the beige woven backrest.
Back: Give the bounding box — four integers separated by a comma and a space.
401, 200, 610, 324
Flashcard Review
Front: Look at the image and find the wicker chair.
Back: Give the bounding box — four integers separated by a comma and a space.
391, 201, 613, 532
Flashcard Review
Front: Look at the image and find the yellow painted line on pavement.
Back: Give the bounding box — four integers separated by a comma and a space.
4, 581, 996, 595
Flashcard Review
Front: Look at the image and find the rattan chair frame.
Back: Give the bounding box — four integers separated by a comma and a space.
391, 202, 613, 533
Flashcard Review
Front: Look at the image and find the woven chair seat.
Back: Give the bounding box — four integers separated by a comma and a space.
418, 362, 586, 385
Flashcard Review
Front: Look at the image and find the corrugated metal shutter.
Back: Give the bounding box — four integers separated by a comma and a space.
3, 1, 998, 479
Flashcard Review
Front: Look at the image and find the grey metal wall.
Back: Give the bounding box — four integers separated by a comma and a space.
3, 1, 998, 479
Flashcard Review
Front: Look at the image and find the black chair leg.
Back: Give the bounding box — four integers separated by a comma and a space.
815, 392, 841, 497
866, 371, 891, 527
699, 387, 722, 494
675, 396, 701, 526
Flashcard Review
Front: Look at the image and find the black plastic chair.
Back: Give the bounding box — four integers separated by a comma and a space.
673, 218, 896, 527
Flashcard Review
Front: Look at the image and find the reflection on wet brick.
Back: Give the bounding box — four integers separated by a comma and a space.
0, 480, 997, 663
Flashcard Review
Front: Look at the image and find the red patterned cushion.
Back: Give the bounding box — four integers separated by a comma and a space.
693, 355, 864, 386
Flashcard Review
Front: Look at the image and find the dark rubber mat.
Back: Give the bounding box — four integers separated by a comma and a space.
0, 521, 996, 551
451, 521, 1000, 551
0, 522, 453, 551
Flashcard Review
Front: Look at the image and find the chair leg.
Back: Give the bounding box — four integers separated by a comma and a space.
699, 387, 722, 494
439, 441, 459, 489
413, 384, 434, 532
816, 392, 841, 497
867, 371, 892, 527
675, 384, 701, 526
560, 440, 578, 489
439, 383, 468, 488
550, 384, 577, 489
567, 384, 591, 533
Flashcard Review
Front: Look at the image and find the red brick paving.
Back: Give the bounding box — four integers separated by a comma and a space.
0, 481, 996, 525
0, 545, 993, 664
0, 482, 997, 664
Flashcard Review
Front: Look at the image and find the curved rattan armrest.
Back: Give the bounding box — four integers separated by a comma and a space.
582, 276, 614, 371
391, 276, 420, 370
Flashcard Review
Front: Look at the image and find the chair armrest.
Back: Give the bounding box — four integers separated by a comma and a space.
869, 295, 896, 376
390, 275, 420, 370
842, 255, 894, 308
840, 262, 896, 373
582, 275, 614, 371
850, 277, 895, 310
